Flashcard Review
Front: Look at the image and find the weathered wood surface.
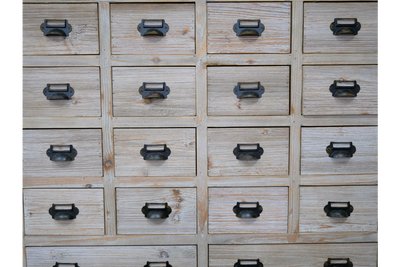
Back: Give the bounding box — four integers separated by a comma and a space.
301, 174, 377, 186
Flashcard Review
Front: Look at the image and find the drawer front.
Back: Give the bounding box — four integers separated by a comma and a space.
26, 246, 197, 267
111, 4, 195, 55
23, 129, 103, 178
300, 186, 377, 233
303, 65, 377, 115
301, 127, 377, 175
114, 128, 196, 177
208, 187, 288, 234
24, 189, 104, 235
113, 67, 196, 117
304, 2, 377, 54
117, 188, 197, 235
208, 128, 289, 176
209, 243, 377, 267
23, 67, 101, 117
208, 67, 290, 116
207, 2, 291, 54
23, 4, 99, 55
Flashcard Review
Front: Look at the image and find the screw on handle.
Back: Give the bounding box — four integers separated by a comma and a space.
139, 82, 170, 99
326, 142, 356, 158
49, 204, 79, 220
142, 203, 172, 219
330, 18, 361, 35
46, 145, 78, 161
233, 202, 263, 218
43, 83, 75, 100
137, 19, 169, 36
144, 261, 173, 267
234, 259, 264, 267
233, 144, 264, 160
324, 202, 354, 218
40, 19, 72, 36
233, 82, 265, 99
324, 258, 353, 267
140, 144, 171, 160
329, 80, 360, 97
233, 19, 265, 36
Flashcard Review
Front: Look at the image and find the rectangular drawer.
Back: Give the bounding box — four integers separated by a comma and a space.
304, 2, 377, 54
207, 2, 291, 54
303, 65, 377, 115
23, 129, 103, 178
208, 128, 289, 176
208, 67, 290, 116
114, 128, 196, 177
300, 186, 377, 233
23, 67, 101, 117
23, 4, 99, 55
24, 189, 104, 235
209, 243, 377, 267
113, 67, 196, 117
111, 4, 195, 55
26, 246, 197, 267
116, 188, 196, 235
301, 127, 377, 175
208, 187, 288, 234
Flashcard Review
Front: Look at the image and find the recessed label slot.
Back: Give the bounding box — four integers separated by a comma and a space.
239, 20, 259, 27
46, 20, 67, 28
143, 20, 163, 28
48, 84, 69, 92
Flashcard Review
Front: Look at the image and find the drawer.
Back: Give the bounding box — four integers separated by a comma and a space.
208, 67, 290, 116
26, 246, 197, 267
301, 127, 377, 175
207, 2, 291, 54
23, 4, 99, 55
23, 67, 101, 117
111, 4, 195, 55
24, 189, 104, 235
208, 128, 289, 177
304, 2, 377, 54
113, 67, 196, 117
114, 128, 196, 177
23, 129, 103, 178
299, 186, 377, 233
303, 65, 377, 115
116, 188, 196, 235
209, 243, 377, 267
208, 187, 288, 234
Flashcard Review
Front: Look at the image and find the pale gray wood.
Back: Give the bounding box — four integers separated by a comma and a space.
113, 117, 196, 128
24, 117, 102, 129
301, 174, 377, 186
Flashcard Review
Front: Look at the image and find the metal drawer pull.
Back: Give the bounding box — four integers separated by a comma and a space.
324, 202, 354, 218
324, 258, 353, 267
326, 142, 356, 158
138, 19, 169, 36
142, 203, 172, 219
53, 263, 80, 267
233, 19, 265, 36
46, 145, 78, 161
144, 261, 172, 267
234, 259, 263, 267
233, 144, 264, 160
330, 18, 361, 35
140, 144, 171, 160
49, 204, 79, 220
41, 19, 72, 36
329, 80, 360, 97
233, 82, 265, 99
43, 83, 75, 100
139, 82, 170, 99
233, 202, 263, 218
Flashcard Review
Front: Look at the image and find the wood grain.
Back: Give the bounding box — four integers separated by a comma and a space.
300, 174, 377, 186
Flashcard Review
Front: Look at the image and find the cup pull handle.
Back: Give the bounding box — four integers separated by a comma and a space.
234, 259, 263, 267
324, 202, 354, 218
140, 144, 171, 160
46, 145, 78, 161
233, 82, 265, 99
49, 204, 79, 220
142, 203, 172, 219
41, 19, 72, 36
233, 144, 264, 160
326, 142, 356, 158
139, 82, 170, 99
53, 263, 80, 267
324, 258, 353, 267
137, 19, 169, 36
329, 80, 360, 97
233, 202, 263, 218
330, 18, 361, 35
43, 84, 75, 100
233, 19, 265, 36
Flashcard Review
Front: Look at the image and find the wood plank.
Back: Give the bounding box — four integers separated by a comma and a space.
23, 55, 100, 67
23, 117, 102, 129
301, 174, 377, 186
24, 176, 104, 188
111, 55, 196, 66
301, 115, 377, 126
302, 53, 377, 65
208, 116, 290, 127
209, 176, 290, 187
115, 176, 196, 188
112, 117, 196, 128
207, 54, 291, 65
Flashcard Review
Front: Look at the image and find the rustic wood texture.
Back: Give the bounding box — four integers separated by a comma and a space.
301, 174, 377, 186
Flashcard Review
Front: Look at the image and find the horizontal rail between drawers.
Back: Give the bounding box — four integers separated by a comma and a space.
23, 0, 378, 2
23, 117, 102, 129
302, 54, 378, 65
300, 174, 378, 186
301, 115, 378, 126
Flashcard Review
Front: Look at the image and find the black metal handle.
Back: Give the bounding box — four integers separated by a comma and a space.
46, 145, 78, 161
49, 204, 79, 220
144, 262, 172, 267
43, 83, 75, 100
41, 19, 72, 36
140, 144, 171, 160
233, 202, 263, 218
53, 263, 80, 267
142, 203, 172, 219
329, 80, 360, 97
326, 142, 356, 158
137, 19, 169, 36
233, 82, 265, 99
233, 144, 264, 160
324, 202, 354, 218
233, 19, 265, 36
330, 18, 361, 35
234, 259, 263, 267
139, 82, 170, 99
324, 258, 353, 267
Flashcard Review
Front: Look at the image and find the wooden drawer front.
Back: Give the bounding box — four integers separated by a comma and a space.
303, 65, 377, 115
23, 129, 103, 178
24, 189, 104, 236
26, 246, 197, 267
114, 128, 196, 177
23, 67, 101, 118
208, 128, 289, 177
111, 4, 195, 55
207, 3, 291, 54
209, 243, 377, 267
208, 67, 290, 116
117, 188, 196, 235
301, 127, 377, 175
23, 4, 99, 55
300, 186, 377, 233
209, 187, 288, 234
113, 67, 196, 117
304, 2, 377, 54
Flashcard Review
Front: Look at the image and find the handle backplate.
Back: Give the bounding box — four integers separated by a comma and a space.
326, 142, 356, 158
233, 19, 265, 36
49, 204, 79, 220
330, 18, 361, 35
324, 202, 354, 218
233, 82, 265, 99
137, 19, 169, 36
233, 202, 263, 218
142, 203, 172, 219
41, 19, 72, 36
